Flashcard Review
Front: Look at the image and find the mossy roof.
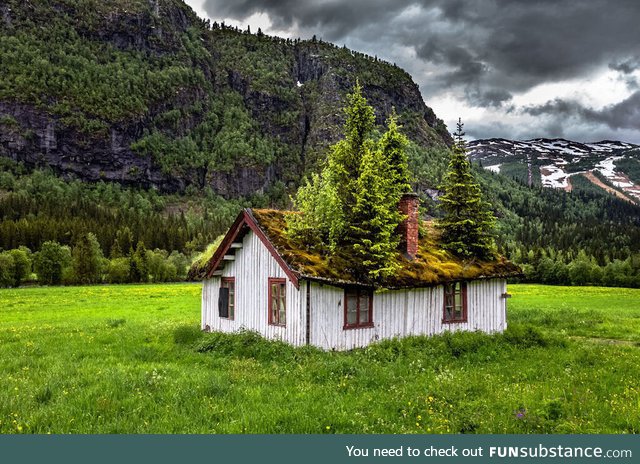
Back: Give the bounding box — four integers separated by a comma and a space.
203, 208, 521, 289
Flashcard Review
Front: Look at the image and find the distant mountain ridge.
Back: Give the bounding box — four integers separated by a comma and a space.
0, 0, 451, 196
468, 138, 640, 203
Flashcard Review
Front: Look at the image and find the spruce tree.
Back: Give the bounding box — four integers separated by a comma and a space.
289, 83, 411, 280
349, 111, 410, 278
71, 232, 104, 284
438, 119, 496, 259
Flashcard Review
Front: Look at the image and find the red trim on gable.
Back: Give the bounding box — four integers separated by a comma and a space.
243, 210, 300, 289
204, 209, 300, 288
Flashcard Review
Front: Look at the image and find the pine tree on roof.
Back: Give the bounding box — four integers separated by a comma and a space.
438, 118, 496, 259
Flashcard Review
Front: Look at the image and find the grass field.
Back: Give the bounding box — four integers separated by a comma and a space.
0, 283, 639, 434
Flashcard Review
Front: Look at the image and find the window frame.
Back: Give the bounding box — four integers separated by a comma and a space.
343, 287, 374, 330
268, 277, 287, 327
442, 281, 467, 323
220, 277, 235, 320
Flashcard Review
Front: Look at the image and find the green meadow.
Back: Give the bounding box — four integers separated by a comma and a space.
0, 283, 639, 434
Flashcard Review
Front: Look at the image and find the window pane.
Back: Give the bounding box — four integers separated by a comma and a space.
445, 306, 453, 320
279, 284, 286, 325
346, 294, 357, 325
271, 295, 278, 322
359, 293, 369, 324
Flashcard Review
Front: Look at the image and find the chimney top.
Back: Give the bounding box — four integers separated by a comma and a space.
398, 193, 419, 260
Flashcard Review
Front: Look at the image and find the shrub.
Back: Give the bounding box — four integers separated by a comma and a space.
197, 329, 297, 362
501, 324, 554, 348
107, 258, 130, 284
173, 324, 202, 345
0, 252, 15, 288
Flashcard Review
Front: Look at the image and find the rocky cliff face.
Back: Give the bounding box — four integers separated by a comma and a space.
0, 0, 451, 196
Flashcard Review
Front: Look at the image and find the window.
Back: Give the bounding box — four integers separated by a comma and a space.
218, 277, 235, 319
443, 281, 467, 323
269, 278, 286, 326
344, 288, 373, 329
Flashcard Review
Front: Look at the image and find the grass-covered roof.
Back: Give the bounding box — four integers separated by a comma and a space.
246, 209, 520, 289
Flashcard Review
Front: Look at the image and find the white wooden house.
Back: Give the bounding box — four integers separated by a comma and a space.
200, 195, 520, 350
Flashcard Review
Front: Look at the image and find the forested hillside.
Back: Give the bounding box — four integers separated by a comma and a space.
476, 166, 640, 287
0, 0, 450, 196
1, 0, 639, 288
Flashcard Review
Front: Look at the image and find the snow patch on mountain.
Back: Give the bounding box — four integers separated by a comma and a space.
468, 138, 640, 203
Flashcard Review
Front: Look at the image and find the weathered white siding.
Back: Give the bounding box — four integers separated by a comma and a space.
201, 229, 507, 350
201, 230, 305, 346
308, 278, 507, 350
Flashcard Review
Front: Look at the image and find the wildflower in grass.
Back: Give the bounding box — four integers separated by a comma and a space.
515, 407, 527, 419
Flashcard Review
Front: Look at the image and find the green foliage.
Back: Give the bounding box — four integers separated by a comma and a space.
188, 235, 224, 280
71, 232, 104, 284
0, 252, 14, 287
476, 163, 640, 287
106, 257, 131, 284
3, 247, 32, 287
131, 92, 284, 178
438, 120, 496, 259
34, 241, 71, 285
0, 163, 239, 257
1, 284, 639, 433
614, 155, 640, 185
288, 83, 411, 280
129, 241, 149, 283
147, 249, 178, 283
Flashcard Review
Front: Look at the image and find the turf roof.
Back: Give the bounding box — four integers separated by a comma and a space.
238, 209, 521, 289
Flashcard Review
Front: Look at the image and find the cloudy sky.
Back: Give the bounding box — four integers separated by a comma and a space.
185, 0, 640, 143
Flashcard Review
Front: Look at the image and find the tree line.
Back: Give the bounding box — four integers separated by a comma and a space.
0, 234, 189, 288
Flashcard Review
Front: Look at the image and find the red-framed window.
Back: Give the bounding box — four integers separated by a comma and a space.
218, 277, 235, 319
344, 287, 374, 329
268, 278, 286, 326
443, 281, 467, 323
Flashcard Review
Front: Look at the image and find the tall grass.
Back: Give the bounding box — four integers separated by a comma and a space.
0, 283, 638, 433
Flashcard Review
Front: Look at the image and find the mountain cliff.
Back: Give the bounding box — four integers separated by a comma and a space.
0, 0, 451, 196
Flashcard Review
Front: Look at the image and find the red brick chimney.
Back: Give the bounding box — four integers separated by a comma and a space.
398, 193, 419, 259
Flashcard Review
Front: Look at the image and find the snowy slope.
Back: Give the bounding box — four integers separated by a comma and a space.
468, 138, 640, 202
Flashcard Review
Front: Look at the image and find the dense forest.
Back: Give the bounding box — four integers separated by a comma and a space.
1, 0, 639, 288
476, 166, 640, 287
0, 158, 244, 286
2, 152, 640, 287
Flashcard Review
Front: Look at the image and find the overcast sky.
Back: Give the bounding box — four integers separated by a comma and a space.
185, 0, 640, 143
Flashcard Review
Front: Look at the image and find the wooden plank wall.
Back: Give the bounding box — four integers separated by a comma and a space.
308, 279, 507, 350
201, 230, 507, 351
201, 230, 305, 346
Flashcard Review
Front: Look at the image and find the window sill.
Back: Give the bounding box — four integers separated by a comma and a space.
442, 319, 467, 324
269, 322, 286, 328
343, 323, 374, 331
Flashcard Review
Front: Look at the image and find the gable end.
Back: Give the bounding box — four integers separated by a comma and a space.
205, 209, 300, 288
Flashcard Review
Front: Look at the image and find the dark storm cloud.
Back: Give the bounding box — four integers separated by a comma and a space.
203, 0, 408, 41
467, 88, 513, 108
203, 0, 640, 94
524, 91, 640, 131
609, 57, 640, 75
199, 0, 640, 141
